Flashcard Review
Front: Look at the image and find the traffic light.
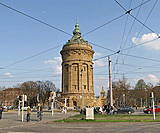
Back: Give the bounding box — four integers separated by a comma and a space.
18, 95, 22, 101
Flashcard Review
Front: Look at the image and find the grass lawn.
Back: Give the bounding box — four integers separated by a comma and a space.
54, 114, 160, 123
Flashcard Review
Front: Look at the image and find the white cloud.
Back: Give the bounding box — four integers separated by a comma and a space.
43, 57, 62, 74
132, 33, 160, 50
4, 72, 13, 77
132, 74, 159, 86
144, 74, 159, 83
54, 66, 62, 75
94, 52, 101, 57
94, 59, 105, 66
95, 76, 108, 80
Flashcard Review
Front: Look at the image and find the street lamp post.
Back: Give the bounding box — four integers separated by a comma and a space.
81, 69, 84, 120
145, 88, 147, 107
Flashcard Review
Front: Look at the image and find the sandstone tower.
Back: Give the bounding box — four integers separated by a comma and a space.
60, 20, 95, 107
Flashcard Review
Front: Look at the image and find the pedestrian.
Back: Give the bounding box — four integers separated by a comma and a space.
110, 106, 114, 115
40, 105, 43, 120
0, 107, 3, 120
37, 104, 43, 121
136, 105, 137, 110
27, 106, 31, 122
62, 107, 64, 113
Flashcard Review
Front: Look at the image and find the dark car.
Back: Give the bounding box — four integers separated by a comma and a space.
117, 107, 134, 114
143, 106, 160, 114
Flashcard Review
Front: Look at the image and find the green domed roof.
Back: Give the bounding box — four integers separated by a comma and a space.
66, 20, 88, 45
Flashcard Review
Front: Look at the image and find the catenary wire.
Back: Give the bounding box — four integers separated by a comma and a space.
114, 0, 159, 75
0, 3, 72, 36
83, 0, 150, 37
113, 0, 133, 79
114, 0, 158, 36
114, 0, 145, 79
0, 44, 62, 69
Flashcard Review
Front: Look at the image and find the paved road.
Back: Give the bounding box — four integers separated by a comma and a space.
0, 110, 160, 133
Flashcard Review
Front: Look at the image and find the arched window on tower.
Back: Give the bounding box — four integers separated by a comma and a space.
84, 67, 85, 71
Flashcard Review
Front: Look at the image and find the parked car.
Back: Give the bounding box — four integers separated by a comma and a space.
143, 106, 160, 114
117, 107, 134, 114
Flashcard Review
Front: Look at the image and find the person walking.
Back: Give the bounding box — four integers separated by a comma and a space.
0, 107, 3, 120
40, 105, 43, 120
27, 106, 31, 122
37, 104, 43, 121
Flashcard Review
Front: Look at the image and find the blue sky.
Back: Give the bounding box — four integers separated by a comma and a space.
0, 0, 160, 95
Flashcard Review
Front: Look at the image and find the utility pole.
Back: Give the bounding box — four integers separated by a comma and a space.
108, 56, 113, 107
51, 95, 54, 116
145, 88, 147, 107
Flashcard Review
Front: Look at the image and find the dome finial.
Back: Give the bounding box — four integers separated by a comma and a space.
73, 19, 81, 35
76, 19, 78, 24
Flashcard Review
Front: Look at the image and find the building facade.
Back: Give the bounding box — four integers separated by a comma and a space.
56, 20, 107, 108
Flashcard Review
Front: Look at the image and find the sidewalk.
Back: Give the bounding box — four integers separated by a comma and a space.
0, 111, 79, 129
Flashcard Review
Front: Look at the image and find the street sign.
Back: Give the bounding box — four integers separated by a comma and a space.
37, 94, 39, 102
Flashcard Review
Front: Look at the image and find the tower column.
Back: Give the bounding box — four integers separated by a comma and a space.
69, 64, 72, 92
78, 63, 82, 93
62, 64, 65, 93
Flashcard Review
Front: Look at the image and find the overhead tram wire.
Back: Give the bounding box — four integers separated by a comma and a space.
0, 3, 72, 36
114, 0, 159, 37
83, 14, 126, 37
0, 44, 62, 69
113, 0, 133, 80
91, 41, 160, 63
115, 0, 145, 63
119, 0, 132, 50
89, 42, 116, 53
114, 0, 145, 80
121, 38, 159, 52
0, 2, 155, 67
6, 68, 58, 76
0, 75, 61, 80
93, 51, 120, 61
83, 0, 150, 37
116, 0, 159, 73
